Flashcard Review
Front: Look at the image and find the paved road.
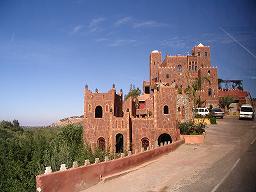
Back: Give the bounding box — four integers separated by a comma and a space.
215, 121, 256, 192
82, 117, 256, 192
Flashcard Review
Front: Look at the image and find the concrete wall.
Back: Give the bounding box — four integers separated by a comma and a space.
36, 140, 184, 192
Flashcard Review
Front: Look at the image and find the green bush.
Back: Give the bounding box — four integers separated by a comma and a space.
209, 116, 217, 124
0, 120, 105, 192
179, 121, 205, 135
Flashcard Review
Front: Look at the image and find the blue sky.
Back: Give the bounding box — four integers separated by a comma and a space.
0, 0, 255, 126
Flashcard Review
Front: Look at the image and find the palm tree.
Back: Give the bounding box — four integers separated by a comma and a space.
185, 76, 210, 108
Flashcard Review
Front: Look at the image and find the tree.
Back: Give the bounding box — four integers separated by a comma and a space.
185, 76, 210, 108
195, 96, 206, 108
13, 120, 19, 127
124, 85, 141, 109
124, 84, 141, 100
0, 120, 23, 132
0, 122, 97, 192
219, 96, 234, 113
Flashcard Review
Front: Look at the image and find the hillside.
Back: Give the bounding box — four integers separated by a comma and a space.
51, 115, 84, 127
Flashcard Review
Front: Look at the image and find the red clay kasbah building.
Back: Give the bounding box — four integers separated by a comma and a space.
150, 43, 219, 107
83, 43, 247, 153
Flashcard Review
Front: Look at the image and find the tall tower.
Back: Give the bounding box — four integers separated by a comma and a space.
192, 43, 211, 68
83, 86, 124, 151
150, 50, 162, 85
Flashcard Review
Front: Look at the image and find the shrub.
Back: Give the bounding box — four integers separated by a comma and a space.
210, 116, 217, 124
0, 121, 106, 192
179, 121, 205, 135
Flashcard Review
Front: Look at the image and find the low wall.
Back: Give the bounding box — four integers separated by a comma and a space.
181, 134, 205, 144
36, 140, 184, 192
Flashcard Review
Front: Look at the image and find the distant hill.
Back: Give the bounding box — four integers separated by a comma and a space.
51, 115, 84, 127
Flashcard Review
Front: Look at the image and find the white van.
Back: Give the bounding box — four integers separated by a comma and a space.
194, 108, 209, 116
239, 104, 254, 120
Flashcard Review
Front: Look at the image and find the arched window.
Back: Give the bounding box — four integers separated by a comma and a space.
166, 74, 169, 78
141, 137, 149, 150
208, 88, 212, 96
97, 137, 105, 151
163, 105, 169, 114
95, 106, 103, 118
208, 70, 211, 76
177, 65, 182, 72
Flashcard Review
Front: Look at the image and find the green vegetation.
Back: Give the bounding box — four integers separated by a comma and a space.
209, 116, 217, 124
124, 84, 141, 100
185, 76, 210, 108
0, 120, 106, 192
178, 121, 205, 135
219, 96, 234, 112
124, 84, 141, 109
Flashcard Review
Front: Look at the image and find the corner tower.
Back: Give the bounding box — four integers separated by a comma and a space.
83, 85, 124, 151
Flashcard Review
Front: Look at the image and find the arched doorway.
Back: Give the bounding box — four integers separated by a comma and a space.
95, 106, 103, 118
116, 133, 124, 153
158, 133, 172, 146
97, 137, 105, 151
141, 137, 149, 150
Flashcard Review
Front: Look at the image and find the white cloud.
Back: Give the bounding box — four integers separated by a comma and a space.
114, 17, 132, 26
88, 17, 106, 32
133, 20, 168, 28
72, 25, 84, 33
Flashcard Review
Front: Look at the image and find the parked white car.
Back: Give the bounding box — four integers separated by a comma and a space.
239, 104, 255, 120
194, 108, 210, 116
